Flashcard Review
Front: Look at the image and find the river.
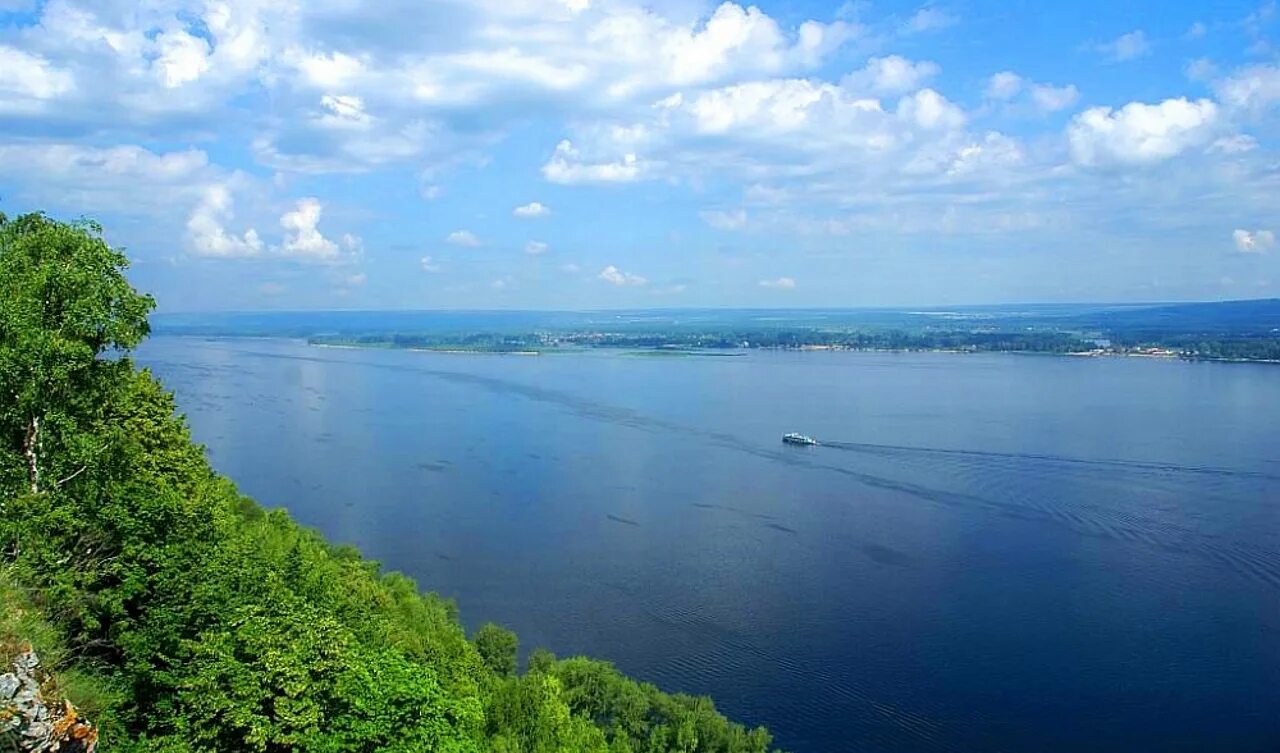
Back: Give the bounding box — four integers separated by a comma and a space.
138, 337, 1280, 753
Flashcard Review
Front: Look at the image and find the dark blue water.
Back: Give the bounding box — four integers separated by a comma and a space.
138, 337, 1280, 753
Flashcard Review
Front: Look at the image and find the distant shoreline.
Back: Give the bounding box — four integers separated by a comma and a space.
302, 338, 1280, 364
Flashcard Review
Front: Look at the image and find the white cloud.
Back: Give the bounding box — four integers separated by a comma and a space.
986, 72, 1077, 112
561, 263, 581, 273
1096, 30, 1151, 62
292, 50, 364, 90
446, 230, 481, 247
0, 143, 211, 214
842, 55, 939, 95
759, 276, 797, 289
1186, 21, 1207, 39
514, 201, 551, 218
903, 7, 956, 34
1233, 229, 1275, 253
543, 140, 642, 183
1029, 83, 1079, 112
598, 265, 647, 286
898, 88, 966, 130
1186, 58, 1217, 82
319, 94, 371, 127
420, 255, 441, 271
985, 71, 1023, 100
0, 45, 74, 104
588, 2, 857, 97
1209, 134, 1258, 154
1214, 64, 1280, 112
0, 0, 854, 174
4, 0, 1278, 296
945, 132, 1025, 175
1067, 98, 1220, 166
187, 184, 263, 258
345, 272, 367, 286
154, 27, 212, 88
280, 198, 342, 260
701, 209, 748, 230
525, 240, 549, 255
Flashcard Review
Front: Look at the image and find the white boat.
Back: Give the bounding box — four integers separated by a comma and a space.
782, 432, 818, 446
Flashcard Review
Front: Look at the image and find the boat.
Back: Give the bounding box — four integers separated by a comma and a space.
782, 432, 818, 446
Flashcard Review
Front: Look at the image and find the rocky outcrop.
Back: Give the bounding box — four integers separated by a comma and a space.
0, 647, 97, 753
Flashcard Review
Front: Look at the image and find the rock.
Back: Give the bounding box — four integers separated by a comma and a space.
0, 647, 97, 752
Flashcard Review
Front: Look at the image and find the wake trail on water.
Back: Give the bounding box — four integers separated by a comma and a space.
818, 440, 1280, 482
191, 345, 1280, 591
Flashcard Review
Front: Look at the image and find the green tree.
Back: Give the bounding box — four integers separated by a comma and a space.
474, 622, 518, 677
0, 212, 153, 496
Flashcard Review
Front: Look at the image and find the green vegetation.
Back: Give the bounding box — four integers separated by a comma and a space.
311, 323, 1280, 364
1109, 335, 1280, 362
0, 212, 782, 752
311, 329, 1099, 355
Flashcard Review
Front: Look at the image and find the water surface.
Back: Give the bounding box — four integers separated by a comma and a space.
139, 337, 1280, 753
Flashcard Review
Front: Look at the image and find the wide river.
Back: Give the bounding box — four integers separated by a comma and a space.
138, 337, 1280, 753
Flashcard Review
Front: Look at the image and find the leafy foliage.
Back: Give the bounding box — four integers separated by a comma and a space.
0, 211, 784, 751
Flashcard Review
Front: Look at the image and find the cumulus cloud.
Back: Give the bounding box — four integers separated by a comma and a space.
446, 230, 481, 247
280, 198, 342, 261
1030, 83, 1079, 112
898, 89, 966, 130
985, 71, 1023, 100
0, 143, 212, 217
903, 7, 956, 34
0, 0, 855, 172
187, 184, 263, 258
420, 255, 441, 271
154, 27, 212, 88
1067, 98, 1220, 166
542, 140, 642, 183
514, 201, 551, 218
841, 55, 939, 95
985, 72, 1077, 112
759, 276, 797, 289
1214, 64, 1280, 112
4, 0, 1279, 300
525, 240, 549, 255
0, 45, 74, 106
598, 265, 647, 286
1234, 229, 1275, 253
1095, 30, 1151, 62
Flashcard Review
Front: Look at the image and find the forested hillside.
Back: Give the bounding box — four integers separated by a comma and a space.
0, 211, 780, 752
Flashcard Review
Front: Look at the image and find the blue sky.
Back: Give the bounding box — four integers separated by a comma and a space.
1, 0, 1277, 311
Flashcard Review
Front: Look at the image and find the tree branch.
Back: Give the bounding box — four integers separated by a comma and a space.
55, 465, 88, 488
23, 415, 41, 494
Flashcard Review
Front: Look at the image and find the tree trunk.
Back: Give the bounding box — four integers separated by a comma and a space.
23, 415, 41, 494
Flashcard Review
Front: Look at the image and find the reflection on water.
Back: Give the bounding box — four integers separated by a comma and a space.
139, 337, 1280, 753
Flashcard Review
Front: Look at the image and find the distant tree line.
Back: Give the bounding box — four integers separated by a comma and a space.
1109, 334, 1280, 362
312, 329, 1100, 354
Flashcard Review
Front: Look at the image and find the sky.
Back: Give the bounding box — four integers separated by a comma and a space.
0, 0, 1278, 311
